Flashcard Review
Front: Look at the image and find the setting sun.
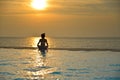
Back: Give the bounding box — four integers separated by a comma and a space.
31, 0, 47, 10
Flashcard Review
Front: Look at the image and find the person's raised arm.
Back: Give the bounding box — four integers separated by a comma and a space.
37, 39, 40, 47
46, 39, 48, 47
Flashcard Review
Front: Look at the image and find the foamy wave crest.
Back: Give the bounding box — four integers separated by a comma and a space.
0, 46, 120, 52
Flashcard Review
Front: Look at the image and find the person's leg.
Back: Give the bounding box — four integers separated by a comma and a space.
40, 51, 46, 67
41, 50, 46, 57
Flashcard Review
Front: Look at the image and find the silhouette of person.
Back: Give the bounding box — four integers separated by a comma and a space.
37, 33, 48, 57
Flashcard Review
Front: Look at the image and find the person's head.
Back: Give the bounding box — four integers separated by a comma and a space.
41, 33, 45, 39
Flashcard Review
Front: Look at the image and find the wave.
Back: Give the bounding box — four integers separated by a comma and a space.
0, 46, 120, 52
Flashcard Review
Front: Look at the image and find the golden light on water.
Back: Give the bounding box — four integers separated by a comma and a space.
30, 37, 40, 47
22, 44, 57, 79
31, 0, 48, 10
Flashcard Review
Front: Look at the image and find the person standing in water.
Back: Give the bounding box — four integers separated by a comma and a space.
37, 33, 48, 57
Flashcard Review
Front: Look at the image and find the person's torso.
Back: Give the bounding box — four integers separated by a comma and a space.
40, 39, 47, 46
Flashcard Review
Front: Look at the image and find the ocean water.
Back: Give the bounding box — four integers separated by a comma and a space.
0, 37, 120, 51
0, 37, 120, 80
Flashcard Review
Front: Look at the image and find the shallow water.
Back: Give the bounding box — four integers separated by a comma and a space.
0, 49, 120, 80
0, 37, 120, 50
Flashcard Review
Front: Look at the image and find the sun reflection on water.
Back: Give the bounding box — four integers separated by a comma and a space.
29, 37, 39, 47
23, 37, 56, 79
24, 51, 57, 80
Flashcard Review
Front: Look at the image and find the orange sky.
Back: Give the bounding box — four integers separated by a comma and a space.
0, 0, 120, 37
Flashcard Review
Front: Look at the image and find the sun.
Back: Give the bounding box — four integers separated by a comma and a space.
31, 0, 47, 10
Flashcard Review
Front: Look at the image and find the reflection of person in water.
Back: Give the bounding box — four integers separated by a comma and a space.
37, 33, 48, 57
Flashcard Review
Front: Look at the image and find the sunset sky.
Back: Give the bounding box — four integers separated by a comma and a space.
0, 0, 120, 37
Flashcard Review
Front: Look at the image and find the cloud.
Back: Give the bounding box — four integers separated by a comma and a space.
100, 0, 120, 12
47, 0, 120, 15
0, 0, 119, 15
